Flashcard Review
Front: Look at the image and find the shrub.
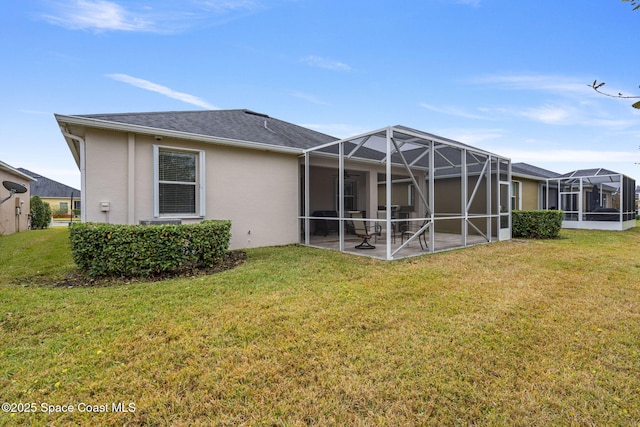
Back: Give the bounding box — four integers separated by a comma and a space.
512, 210, 563, 239
30, 196, 51, 229
52, 205, 68, 216
69, 220, 232, 277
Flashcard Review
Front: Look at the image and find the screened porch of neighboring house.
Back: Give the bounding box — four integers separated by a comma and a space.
299, 126, 512, 260
545, 169, 636, 231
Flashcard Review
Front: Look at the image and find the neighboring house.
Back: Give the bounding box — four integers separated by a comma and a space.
0, 160, 35, 235
55, 109, 513, 259
511, 162, 561, 210
546, 168, 636, 230
17, 168, 81, 218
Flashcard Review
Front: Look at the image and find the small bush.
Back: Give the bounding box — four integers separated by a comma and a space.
69, 220, 231, 277
512, 210, 563, 239
52, 205, 69, 216
30, 196, 51, 229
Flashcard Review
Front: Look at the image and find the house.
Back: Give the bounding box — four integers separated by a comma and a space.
55, 109, 512, 260
511, 162, 561, 210
545, 168, 636, 230
0, 160, 35, 235
17, 168, 81, 218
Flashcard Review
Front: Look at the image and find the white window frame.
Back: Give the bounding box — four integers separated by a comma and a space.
335, 178, 358, 211
153, 145, 206, 218
511, 180, 522, 210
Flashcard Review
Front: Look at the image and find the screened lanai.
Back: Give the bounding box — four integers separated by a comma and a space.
299, 126, 512, 260
545, 169, 636, 231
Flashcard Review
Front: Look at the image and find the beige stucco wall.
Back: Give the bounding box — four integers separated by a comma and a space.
83, 129, 299, 250
84, 129, 129, 225
518, 178, 541, 210
0, 169, 31, 235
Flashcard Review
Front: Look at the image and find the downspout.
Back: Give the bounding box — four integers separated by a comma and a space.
60, 129, 87, 223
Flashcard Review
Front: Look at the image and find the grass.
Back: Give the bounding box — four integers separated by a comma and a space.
1, 225, 639, 426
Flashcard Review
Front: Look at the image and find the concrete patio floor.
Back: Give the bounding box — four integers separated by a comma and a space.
303, 231, 491, 260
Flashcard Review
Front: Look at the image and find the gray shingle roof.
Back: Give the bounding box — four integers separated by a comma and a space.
17, 168, 80, 198
77, 109, 338, 150
512, 162, 561, 179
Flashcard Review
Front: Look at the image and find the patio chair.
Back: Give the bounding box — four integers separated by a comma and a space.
351, 212, 381, 249
400, 220, 429, 250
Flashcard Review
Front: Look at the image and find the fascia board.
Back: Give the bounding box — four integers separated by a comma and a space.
0, 161, 37, 182
62, 135, 81, 168
511, 172, 550, 181
54, 114, 304, 155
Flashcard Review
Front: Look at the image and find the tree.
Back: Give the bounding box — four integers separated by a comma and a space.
30, 196, 51, 229
589, 81, 640, 109
589, 1, 640, 108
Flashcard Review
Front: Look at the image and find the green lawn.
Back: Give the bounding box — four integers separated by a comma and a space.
1, 226, 639, 426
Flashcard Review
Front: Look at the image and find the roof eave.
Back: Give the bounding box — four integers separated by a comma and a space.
512, 172, 555, 181
0, 162, 37, 182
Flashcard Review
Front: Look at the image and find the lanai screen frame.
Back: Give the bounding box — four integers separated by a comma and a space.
545, 171, 636, 231
299, 126, 512, 260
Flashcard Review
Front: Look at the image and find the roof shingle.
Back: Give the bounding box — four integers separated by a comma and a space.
77, 109, 338, 150
17, 168, 80, 198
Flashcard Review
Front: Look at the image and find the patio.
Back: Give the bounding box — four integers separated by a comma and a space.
305, 229, 490, 259
299, 126, 512, 260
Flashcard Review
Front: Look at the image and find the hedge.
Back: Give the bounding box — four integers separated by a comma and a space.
69, 220, 231, 277
512, 210, 563, 239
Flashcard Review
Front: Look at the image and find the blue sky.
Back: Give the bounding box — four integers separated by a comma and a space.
2, 0, 639, 188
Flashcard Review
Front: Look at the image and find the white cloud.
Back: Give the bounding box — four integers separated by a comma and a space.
301, 56, 352, 71
41, 0, 261, 33
419, 103, 490, 120
471, 73, 590, 96
291, 91, 331, 106
196, 0, 260, 13
42, 0, 153, 32
106, 74, 218, 109
517, 104, 572, 124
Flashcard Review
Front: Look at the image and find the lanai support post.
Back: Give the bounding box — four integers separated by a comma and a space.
339, 142, 345, 252
385, 127, 393, 260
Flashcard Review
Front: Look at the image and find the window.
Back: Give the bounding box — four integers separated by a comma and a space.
511, 181, 521, 210
154, 146, 205, 217
335, 179, 358, 212
59, 202, 69, 212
